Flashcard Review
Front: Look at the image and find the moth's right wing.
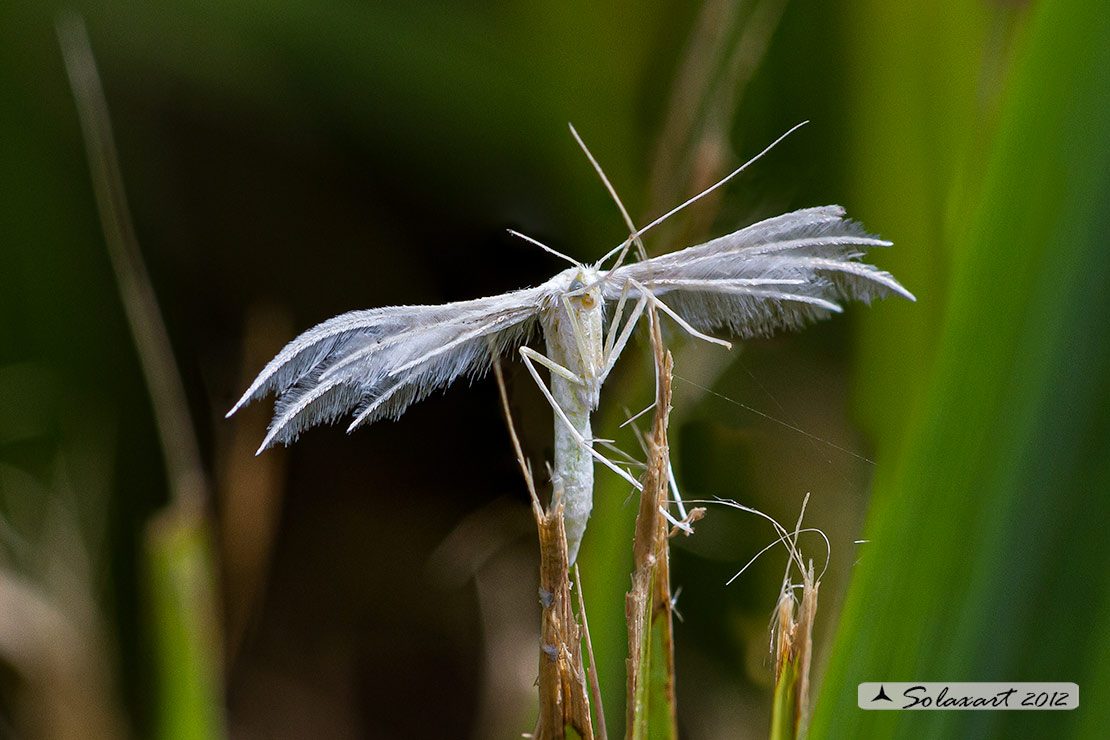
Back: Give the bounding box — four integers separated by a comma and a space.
228, 286, 549, 452
603, 205, 914, 339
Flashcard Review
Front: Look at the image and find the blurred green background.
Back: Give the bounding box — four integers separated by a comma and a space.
1, 0, 1107, 738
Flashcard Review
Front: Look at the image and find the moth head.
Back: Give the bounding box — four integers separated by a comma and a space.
567, 268, 600, 310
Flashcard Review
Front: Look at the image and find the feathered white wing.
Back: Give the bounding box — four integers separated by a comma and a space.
603, 205, 914, 338
228, 286, 549, 452
231, 206, 912, 451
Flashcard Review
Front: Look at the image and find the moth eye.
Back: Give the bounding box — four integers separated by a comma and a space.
569, 278, 585, 291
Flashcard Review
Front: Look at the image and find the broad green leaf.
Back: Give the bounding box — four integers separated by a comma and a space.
812, 1, 1110, 739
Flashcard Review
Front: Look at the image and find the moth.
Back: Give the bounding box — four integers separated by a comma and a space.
228, 125, 915, 563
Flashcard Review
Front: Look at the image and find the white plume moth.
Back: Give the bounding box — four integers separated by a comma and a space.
227, 123, 915, 563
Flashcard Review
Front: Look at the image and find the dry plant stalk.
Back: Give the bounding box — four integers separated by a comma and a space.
533, 500, 595, 739
624, 309, 704, 738
772, 560, 819, 739
492, 360, 597, 740
625, 310, 675, 735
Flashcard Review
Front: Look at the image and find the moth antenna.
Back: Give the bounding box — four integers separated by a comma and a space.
596, 238, 630, 267
567, 122, 647, 267
631, 120, 809, 243
506, 228, 580, 267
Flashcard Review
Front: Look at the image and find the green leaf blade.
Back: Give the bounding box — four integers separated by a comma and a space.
811, 0, 1110, 738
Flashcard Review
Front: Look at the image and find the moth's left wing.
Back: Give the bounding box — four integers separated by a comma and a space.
228, 285, 549, 452
602, 205, 914, 338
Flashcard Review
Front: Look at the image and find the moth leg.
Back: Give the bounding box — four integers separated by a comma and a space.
559, 293, 594, 374
519, 346, 643, 491
604, 278, 633, 360
628, 278, 732, 349
600, 288, 648, 382
619, 401, 656, 429
658, 503, 690, 532
594, 438, 646, 469
665, 460, 694, 534
519, 345, 584, 386
620, 403, 692, 533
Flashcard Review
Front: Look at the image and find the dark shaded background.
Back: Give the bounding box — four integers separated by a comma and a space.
3, 1, 1108, 739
